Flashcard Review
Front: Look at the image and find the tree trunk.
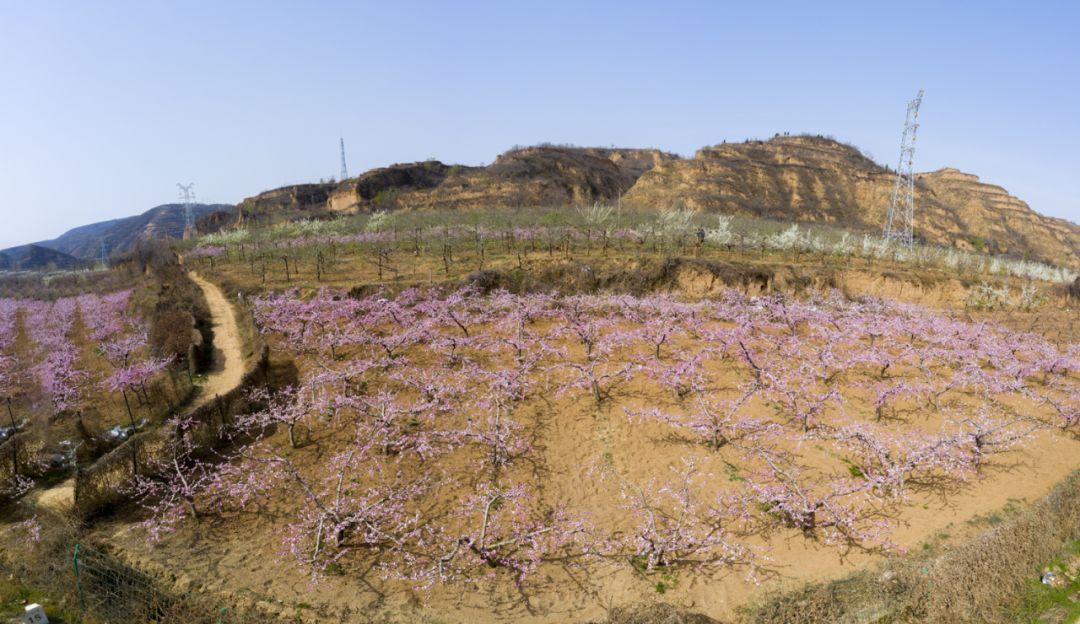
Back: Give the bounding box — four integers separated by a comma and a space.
122, 389, 136, 429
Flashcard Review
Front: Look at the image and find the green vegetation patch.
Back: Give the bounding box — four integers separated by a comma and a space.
1011, 539, 1080, 623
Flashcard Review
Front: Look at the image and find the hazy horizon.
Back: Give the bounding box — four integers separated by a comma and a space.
2, 1, 1078, 249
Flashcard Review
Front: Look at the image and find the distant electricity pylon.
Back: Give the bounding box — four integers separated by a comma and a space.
99, 237, 109, 268
339, 138, 349, 181
882, 89, 924, 247
177, 182, 196, 239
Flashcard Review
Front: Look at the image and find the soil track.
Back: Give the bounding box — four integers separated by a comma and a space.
187, 271, 245, 406
33, 272, 245, 513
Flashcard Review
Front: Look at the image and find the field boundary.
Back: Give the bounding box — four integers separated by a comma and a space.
72, 280, 269, 521
744, 469, 1080, 624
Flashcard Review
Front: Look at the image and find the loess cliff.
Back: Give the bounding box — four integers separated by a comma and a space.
224, 137, 1080, 268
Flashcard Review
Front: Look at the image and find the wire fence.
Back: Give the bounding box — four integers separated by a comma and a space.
70, 543, 234, 624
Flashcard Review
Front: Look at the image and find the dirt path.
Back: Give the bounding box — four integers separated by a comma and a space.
33, 273, 246, 514
187, 271, 245, 407
32, 477, 75, 512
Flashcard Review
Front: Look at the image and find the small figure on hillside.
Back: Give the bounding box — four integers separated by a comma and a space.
695, 227, 705, 244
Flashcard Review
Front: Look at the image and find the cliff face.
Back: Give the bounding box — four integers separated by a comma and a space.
251, 147, 647, 218
218, 137, 1078, 269
623, 136, 1079, 267
385, 147, 638, 211
580, 148, 681, 180
625, 136, 892, 224
915, 168, 1080, 263
236, 184, 336, 225
327, 161, 457, 214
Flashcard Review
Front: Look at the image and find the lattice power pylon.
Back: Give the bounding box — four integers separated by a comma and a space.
882, 89, 924, 247
177, 182, 196, 239
340, 137, 349, 181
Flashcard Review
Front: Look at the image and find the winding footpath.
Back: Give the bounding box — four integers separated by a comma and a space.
186, 271, 246, 406
33, 272, 246, 513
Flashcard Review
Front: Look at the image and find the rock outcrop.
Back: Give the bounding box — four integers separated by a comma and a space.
916, 168, 1079, 262
206, 136, 1079, 269
623, 136, 1079, 267
580, 148, 681, 180
388, 147, 640, 211
327, 161, 456, 214
236, 184, 336, 225
245, 147, 652, 220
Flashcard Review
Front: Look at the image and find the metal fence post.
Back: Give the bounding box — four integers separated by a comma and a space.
72, 543, 85, 612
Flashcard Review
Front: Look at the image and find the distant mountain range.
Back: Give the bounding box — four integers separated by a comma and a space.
1, 203, 230, 270
0, 244, 90, 272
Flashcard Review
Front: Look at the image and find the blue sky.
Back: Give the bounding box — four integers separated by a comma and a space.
1, 1, 1078, 248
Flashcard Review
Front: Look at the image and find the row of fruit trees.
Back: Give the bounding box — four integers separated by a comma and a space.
119, 285, 1078, 592
0, 291, 173, 497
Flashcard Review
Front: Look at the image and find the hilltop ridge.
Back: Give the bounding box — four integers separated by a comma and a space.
2, 203, 231, 267
222, 136, 1078, 269
0, 244, 88, 271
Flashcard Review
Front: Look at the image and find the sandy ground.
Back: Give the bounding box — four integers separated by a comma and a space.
31, 272, 246, 514
89, 273, 1080, 623
98, 349, 1080, 623
100, 410, 1080, 624
188, 271, 245, 407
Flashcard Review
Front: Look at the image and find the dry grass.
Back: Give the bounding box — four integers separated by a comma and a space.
0, 511, 270, 623
192, 235, 1069, 320
742, 470, 1080, 624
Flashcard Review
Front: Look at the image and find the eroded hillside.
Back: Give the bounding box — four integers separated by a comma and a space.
625, 136, 1080, 266
917, 167, 1080, 264
222, 137, 1079, 268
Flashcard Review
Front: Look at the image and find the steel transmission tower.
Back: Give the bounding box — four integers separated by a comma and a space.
882, 89, 924, 247
339, 138, 349, 181
99, 238, 109, 268
177, 182, 196, 239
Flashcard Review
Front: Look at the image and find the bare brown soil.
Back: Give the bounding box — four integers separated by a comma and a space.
99, 394, 1079, 624
187, 271, 245, 406
94, 269, 1080, 623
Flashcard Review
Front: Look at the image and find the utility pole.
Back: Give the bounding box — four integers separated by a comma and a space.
883, 89, 924, 247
